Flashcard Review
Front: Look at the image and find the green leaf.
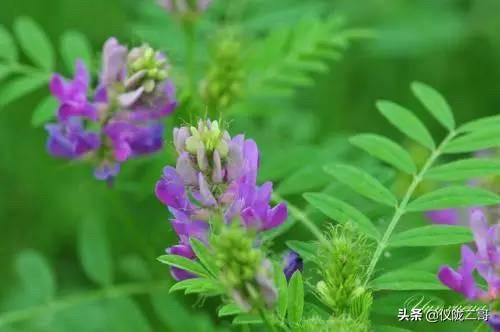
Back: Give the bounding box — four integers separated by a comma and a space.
189, 238, 217, 277
370, 270, 446, 291
15, 250, 55, 302
411, 81, 455, 130
218, 303, 242, 317
287, 271, 304, 326
459, 114, 500, 133
13, 17, 54, 70
31, 95, 57, 127
286, 240, 318, 262
276, 268, 288, 319
407, 186, 500, 211
169, 278, 223, 295
0, 64, 12, 82
376, 100, 435, 150
426, 158, 500, 181
233, 314, 262, 325
350, 134, 416, 174
388, 225, 472, 248
324, 164, 397, 207
0, 74, 48, 107
0, 26, 17, 62
303, 192, 380, 240
78, 218, 113, 286
60, 30, 93, 72
277, 164, 330, 195
157, 255, 209, 278
444, 129, 500, 154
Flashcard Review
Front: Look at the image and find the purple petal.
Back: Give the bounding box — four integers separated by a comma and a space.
155, 166, 189, 210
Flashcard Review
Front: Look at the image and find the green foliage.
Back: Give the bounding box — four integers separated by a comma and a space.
287, 271, 304, 326
303, 192, 380, 240
325, 164, 397, 207
370, 270, 447, 291
425, 158, 500, 181
78, 217, 114, 286
13, 17, 55, 71
387, 225, 472, 248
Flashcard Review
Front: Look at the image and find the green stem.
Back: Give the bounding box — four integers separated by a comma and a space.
364, 130, 457, 285
0, 281, 169, 328
258, 307, 277, 332
272, 193, 328, 245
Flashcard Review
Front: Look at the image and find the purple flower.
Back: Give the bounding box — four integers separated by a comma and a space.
155, 120, 288, 280
488, 313, 500, 332
44, 37, 177, 182
158, 0, 212, 14
425, 208, 459, 225
283, 251, 303, 281
45, 121, 100, 158
50, 61, 97, 122
438, 209, 500, 301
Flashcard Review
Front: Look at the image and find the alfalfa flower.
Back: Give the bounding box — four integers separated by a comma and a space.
438, 208, 500, 301
158, 0, 212, 19
45, 37, 177, 183
155, 120, 287, 308
283, 250, 303, 281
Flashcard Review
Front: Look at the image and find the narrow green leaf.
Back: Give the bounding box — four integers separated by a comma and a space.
426, 158, 500, 181
15, 250, 55, 302
407, 186, 500, 211
277, 164, 330, 195
218, 303, 243, 317
388, 225, 472, 248
189, 238, 217, 277
276, 268, 288, 319
169, 278, 223, 295
287, 271, 304, 326
444, 130, 500, 154
78, 217, 113, 286
0, 74, 48, 107
157, 255, 209, 278
324, 164, 397, 207
60, 30, 92, 72
0, 25, 17, 62
13, 17, 54, 70
31, 95, 57, 127
286, 241, 318, 262
350, 134, 416, 174
459, 114, 500, 133
411, 81, 455, 130
376, 100, 435, 150
233, 314, 262, 325
370, 270, 446, 291
303, 192, 380, 240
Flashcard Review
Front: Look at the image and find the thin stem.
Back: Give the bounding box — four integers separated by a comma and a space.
258, 307, 277, 332
364, 130, 457, 285
0, 281, 169, 328
272, 193, 329, 245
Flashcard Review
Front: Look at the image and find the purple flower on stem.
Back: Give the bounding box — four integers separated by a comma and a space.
158, 0, 212, 15
155, 120, 288, 280
283, 251, 303, 281
44, 37, 177, 182
438, 209, 500, 301
50, 61, 98, 122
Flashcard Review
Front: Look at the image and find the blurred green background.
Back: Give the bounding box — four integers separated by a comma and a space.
0, 0, 499, 331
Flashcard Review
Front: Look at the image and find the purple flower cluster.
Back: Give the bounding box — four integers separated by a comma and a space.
46, 38, 177, 182
438, 209, 500, 301
155, 120, 288, 280
158, 0, 212, 15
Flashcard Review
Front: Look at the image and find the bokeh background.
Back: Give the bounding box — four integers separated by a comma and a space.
0, 0, 499, 331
